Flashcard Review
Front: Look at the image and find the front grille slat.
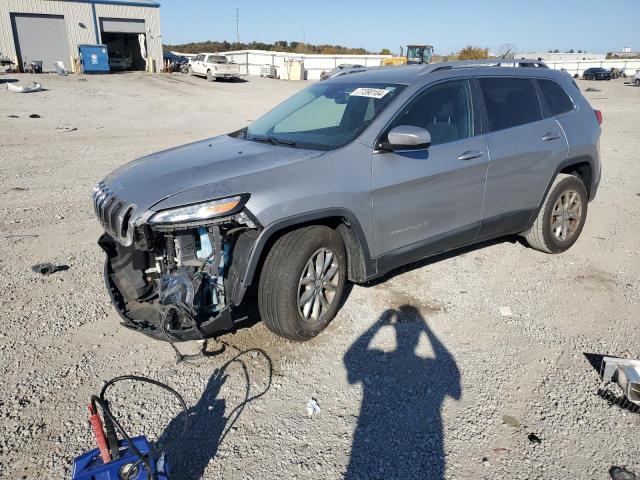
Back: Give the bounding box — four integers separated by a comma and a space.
103, 197, 116, 231
98, 193, 111, 226
109, 202, 124, 233
92, 182, 135, 246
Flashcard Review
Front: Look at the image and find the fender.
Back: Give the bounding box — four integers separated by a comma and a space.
234, 208, 376, 304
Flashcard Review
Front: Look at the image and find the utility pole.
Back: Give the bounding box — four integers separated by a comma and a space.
235, 8, 240, 45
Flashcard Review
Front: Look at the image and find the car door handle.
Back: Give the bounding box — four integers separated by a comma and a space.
457, 150, 484, 161
542, 132, 561, 141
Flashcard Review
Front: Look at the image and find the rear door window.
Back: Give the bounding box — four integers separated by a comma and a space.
536, 79, 574, 117
479, 77, 542, 132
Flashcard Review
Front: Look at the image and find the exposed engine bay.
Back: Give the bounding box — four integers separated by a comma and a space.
99, 212, 259, 342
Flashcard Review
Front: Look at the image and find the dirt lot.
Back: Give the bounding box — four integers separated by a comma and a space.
0, 72, 639, 480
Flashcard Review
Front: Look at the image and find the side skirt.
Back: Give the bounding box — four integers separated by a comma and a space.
370, 211, 533, 282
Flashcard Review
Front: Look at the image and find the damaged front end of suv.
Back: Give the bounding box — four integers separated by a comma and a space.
95, 183, 259, 342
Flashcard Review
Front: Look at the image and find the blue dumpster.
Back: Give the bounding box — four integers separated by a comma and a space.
79, 44, 110, 73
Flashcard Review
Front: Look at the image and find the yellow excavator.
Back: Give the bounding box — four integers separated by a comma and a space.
381, 44, 434, 66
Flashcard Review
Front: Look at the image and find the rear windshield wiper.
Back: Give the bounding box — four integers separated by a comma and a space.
252, 136, 296, 147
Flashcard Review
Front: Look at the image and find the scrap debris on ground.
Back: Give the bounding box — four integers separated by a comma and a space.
7, 82, 42, 93
30, 263, 69, 276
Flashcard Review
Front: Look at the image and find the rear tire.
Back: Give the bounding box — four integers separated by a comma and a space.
258, 226, 347, 341
635, 79, 640, 87
206, 70, 214, 82
523, 174, 588, 253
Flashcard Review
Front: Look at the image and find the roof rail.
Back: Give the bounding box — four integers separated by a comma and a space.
419, 59, 549, 75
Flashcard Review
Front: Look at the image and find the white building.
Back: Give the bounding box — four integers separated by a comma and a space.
518, 52, 607, 62
0, 0, 162, 72
219, 49, 391, 81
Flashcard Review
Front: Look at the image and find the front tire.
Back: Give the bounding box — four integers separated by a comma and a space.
206, 70, 214, 82
188, 65, 193, 75
258, 225, 347, 341
635, 79, 640, 87
523, 173, 588, 253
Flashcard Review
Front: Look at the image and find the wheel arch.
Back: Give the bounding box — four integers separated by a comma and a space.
559, 158, 593, 198
236, 209, 374, 304
529, 155, 595, 226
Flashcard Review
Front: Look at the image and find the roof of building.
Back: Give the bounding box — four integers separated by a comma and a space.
62, 0, 160, 7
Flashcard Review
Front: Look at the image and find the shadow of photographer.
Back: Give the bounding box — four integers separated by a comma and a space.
344, 305, 461, 480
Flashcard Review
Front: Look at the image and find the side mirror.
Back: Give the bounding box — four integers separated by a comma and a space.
379, 125, 431, 151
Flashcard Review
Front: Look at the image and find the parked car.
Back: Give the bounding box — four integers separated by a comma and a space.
582, 67, 611, 80
188, 53, 241, 81
320, 63, 365, 80
94, 61, 601, 343
163, 51, 188, 66
162, 51, 189, 73
108, 50, 133, 70
609, 67, 626, 79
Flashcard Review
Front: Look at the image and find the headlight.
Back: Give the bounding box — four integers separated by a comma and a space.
148, 195, 244, 224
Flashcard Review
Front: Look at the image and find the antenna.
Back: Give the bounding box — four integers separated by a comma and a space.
494, 43, 517, 59
235, 8, 240, 45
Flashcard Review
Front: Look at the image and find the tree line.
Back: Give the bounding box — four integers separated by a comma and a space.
164, 41, 520, 61
163, 40, 372, 55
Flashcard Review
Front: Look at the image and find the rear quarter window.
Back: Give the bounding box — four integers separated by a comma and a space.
479, 77, 542, 132
537, 79, 574, 117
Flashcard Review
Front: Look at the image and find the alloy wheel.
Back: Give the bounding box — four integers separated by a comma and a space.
297, 248, 340, 323
550, 189, 583, 241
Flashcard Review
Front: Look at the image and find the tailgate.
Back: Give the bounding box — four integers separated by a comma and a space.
215, 63, 240, 74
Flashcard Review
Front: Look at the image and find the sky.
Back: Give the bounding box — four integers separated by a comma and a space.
159, 0, 640, 54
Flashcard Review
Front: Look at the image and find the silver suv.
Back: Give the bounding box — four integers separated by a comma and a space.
94, 60, 601, 342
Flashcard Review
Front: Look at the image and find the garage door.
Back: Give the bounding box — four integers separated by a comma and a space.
11, 14, 69, 73
100, 18, 145, 34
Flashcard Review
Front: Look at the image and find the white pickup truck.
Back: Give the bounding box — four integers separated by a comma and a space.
188, 53, 241, 81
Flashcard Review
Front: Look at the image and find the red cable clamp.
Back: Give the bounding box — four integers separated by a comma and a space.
88, 403, 112, 464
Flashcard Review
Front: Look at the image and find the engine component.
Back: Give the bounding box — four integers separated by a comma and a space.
159, 274, 196, 312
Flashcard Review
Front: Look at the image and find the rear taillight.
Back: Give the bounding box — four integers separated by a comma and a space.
595, 109, 602, 125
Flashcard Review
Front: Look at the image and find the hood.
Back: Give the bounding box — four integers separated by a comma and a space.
101, 135, 323, 217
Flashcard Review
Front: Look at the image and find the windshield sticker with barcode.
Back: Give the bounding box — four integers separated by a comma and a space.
350, 88, 390, 99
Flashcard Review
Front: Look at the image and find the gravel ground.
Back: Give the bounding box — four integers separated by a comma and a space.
0, 72, 638, 480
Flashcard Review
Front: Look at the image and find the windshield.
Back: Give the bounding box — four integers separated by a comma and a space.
406, 46, 431, 64
244, 82, 406, 150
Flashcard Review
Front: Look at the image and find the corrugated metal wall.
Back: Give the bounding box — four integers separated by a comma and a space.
0, 0, 161, 72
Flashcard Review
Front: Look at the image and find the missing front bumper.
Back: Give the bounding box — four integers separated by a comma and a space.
103, 255, 234, 341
